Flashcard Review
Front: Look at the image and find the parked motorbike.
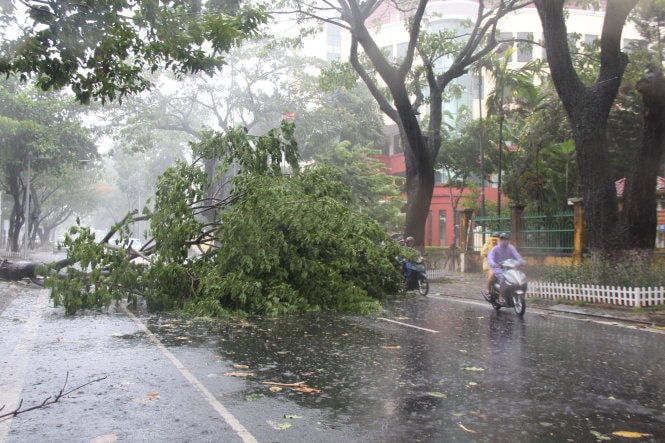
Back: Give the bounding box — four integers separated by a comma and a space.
404, 256, 429, 296
481, 258, 526, 315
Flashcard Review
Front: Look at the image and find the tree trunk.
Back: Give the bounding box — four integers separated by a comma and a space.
623, 68, 665, 259
0, 259, 45, 281
536, 0, 639, 261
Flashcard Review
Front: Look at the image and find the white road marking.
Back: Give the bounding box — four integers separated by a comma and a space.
377, 317, 439, 333
123, 308, 258, 443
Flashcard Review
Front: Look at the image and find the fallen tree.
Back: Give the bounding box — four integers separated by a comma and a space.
2, 123, 406, 317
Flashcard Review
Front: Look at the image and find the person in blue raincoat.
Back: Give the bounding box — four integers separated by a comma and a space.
487, 232, 525, 303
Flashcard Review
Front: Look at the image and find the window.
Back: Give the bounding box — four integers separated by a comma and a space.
439, 210, 447, 247
497, 32, 513, 60
326, 24, 341, 61
396, 42, 408, 61
623, 38, 640, 54
584, 34, 598, 45
427, 211, 433, 246
516, 32, 533, 62
393, 134, 403, 154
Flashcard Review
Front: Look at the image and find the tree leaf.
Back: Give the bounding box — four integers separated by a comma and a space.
611, 431, 653, 438
225, 372, 254, 377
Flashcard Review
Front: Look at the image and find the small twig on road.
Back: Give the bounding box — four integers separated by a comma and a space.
0, 372, 108, 420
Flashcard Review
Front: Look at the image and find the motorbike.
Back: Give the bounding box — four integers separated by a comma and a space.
481, 258, 527, 315
404, 256, 429, 296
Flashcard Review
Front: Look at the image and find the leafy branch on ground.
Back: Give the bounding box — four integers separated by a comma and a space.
43, 121, 406, 316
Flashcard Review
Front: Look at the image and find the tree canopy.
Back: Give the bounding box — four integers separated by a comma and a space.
0, 79, 98, 251
0, 0, 268, 103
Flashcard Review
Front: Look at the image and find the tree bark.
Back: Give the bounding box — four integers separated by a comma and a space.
0, 259, 48, 282
535, 0, 640, 262
624, 68, 665, 254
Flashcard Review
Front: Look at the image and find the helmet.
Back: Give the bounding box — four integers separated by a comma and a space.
405, 236, 415, 245
499, 232, 509, 240
491, 231, 500, 238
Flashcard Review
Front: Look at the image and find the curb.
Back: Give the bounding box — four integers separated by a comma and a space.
429, 271, 665, 328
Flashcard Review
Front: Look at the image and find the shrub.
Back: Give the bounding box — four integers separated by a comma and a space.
541, 261, 665, 288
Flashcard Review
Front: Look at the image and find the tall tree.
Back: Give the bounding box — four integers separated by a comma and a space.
282, 0, 529, 246
535, 0, 665, 263
0, 81, 97, 251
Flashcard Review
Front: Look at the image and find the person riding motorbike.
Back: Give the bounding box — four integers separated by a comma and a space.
487, 232, 525, 304
402, 236, 421, 278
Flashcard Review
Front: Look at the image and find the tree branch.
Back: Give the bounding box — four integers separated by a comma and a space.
0, 372, 108, 420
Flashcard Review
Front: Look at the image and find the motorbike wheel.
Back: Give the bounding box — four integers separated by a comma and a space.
417, 276, 429, 296
512, 293, 526, 316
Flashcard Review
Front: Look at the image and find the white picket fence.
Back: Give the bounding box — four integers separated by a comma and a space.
529, 281, 665, 307
426, 268, 445, 280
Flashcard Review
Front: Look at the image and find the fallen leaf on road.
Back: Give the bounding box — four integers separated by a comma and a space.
612, 431, 653, 438
590, 430, 611, 441
225, 372, 254, 377
458, 423, 477, 433
263, 381, 306, 387
296, 386, 322, 393
233, 364, 250, 370
133, 393, 160, 404
267, 420, 292, 430
381, 345, 401, 349
269, 386, 283, 392
90, 433, 118, 443
426, 391, 447, 398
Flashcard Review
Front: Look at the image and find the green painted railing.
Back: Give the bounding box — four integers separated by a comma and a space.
471, 212, 574, 252
520, 212, 574, 252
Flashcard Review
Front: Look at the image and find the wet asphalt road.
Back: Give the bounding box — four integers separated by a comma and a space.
1, 280, 664, 443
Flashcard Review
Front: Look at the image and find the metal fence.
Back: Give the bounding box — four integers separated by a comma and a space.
520, 212, 574, 252
469, 215, 509, 252
471, 212, 574, 253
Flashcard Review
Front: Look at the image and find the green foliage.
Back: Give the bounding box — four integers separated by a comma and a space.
193, 120, 300, 175
0, 0, 268, 103
208, 165, 403, 315
45, 222, 142, 314
151, 161, 207, 261
541, 261, 665, 288
47, 123, 404, 316
318, 142, 405, 232
319, 60, 359, 90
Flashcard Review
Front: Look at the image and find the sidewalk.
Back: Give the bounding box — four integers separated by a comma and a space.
431, 270, 665, 328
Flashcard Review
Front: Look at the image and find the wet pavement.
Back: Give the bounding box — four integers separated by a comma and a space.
1, 269, 665, 442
